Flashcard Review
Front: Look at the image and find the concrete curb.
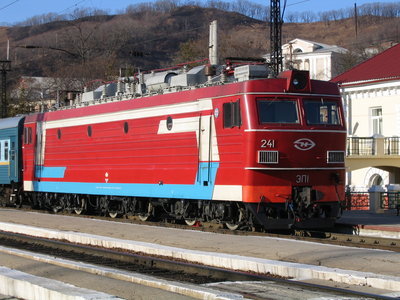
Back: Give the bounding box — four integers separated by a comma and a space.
0, 246, 246, 300
1, 221, 400, 292
0, 266, 121, 300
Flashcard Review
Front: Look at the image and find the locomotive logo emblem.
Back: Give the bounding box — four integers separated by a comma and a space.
293, 138, 316, 151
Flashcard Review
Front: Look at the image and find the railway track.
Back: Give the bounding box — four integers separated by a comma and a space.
10, 206, 400, 252
0, 230, 395, 300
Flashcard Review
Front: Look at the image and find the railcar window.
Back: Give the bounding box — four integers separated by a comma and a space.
0, 140, 10, 162
304, 100, 341, 125
223, 99, 241, 128
257, 99, 299, 124
4, 141, 8, 161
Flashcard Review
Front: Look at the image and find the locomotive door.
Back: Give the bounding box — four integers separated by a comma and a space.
34, 121, 46, 178
197, 115, 219, 186
9, 137, 17, 181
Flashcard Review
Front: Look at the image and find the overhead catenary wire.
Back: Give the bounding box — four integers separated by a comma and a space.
58, 0, 88, 14
0, 0, 19, 11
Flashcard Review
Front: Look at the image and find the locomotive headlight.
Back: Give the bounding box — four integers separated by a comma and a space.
291, 73, 308, 90
278, 70, 310, 93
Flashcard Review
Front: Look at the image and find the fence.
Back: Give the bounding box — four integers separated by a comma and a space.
384, 137, 400, 155
381, 192, 400, 209
343, 191, 400, 211
347, 136, 400, 156
346, 137, 375, 155
343, 191, 370, 210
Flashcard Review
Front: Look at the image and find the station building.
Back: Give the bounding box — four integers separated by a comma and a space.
332, 43, 400, 193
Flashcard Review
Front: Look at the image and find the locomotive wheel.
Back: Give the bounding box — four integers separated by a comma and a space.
138, 213, 150, 221
108, 211, 118, 218
225, 209, 243, 231
184, 219, 197, 226
138, 202, 153, 221
74, 196, 87, 215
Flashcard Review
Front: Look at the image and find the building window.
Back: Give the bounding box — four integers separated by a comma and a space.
371, 107, 382, 135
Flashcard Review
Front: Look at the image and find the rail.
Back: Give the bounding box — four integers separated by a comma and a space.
1, 230, 391, 299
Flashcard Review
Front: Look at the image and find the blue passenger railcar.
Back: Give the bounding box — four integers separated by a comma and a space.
0, 116, 24, 185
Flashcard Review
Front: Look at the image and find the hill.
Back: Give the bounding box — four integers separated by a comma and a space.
0, 5, 399, 85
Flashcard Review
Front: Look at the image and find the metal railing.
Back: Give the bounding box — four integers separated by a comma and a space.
346, 137, 375, 156
343, 191, 400, 211
343, 191, 370, 210
384, 137, 400, 155
381, 192, 400, 209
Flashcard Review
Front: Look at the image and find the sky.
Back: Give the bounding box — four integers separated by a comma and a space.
0, 0, 398, 25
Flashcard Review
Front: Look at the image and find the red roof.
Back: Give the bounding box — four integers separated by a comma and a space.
331, 43, 400, 85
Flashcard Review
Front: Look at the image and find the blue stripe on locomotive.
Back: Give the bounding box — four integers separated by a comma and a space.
0, 116, 24, 185
33, 162, 219, 200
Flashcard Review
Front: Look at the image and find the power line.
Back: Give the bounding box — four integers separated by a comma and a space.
59, 0, 88, 14
0, 0, 19, 11
287, 0, 311, 7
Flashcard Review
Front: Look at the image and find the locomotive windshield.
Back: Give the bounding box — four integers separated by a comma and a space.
257, 99, 299, 124
303, 99, 341, 125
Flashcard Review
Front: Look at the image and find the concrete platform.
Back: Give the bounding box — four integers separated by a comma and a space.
0, 209, 400, 297
336, 209, 400, 239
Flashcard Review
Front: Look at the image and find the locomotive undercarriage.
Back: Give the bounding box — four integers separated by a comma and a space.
2, 185, 340, 230
15, 191, 253, 230
247, 186, 341, 230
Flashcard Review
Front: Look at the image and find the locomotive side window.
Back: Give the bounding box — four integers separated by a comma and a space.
87, 126, 92, 137
124, 122, 129, 134
257, 99, 299, 124
223, 99, 241, 128
304, 99, 341, 125
24, 127, 32, 144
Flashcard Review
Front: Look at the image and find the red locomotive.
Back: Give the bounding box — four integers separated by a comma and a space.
14, 60, 346, 230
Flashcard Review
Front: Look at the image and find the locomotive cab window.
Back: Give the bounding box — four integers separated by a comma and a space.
257, 98, 299, 124
223, 100, 241, 128
304, 99, 341, 125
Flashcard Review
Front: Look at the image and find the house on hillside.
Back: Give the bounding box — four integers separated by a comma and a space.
12, 76, 82, 112
282, 38, 347, 81
331, 43, 400, 193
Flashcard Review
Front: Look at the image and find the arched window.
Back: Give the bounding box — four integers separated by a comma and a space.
369, 174, 383, 187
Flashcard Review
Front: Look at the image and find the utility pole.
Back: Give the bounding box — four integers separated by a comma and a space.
354, 3, 358, 38
0, 57, 11, 118
270, 0, 283, 77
